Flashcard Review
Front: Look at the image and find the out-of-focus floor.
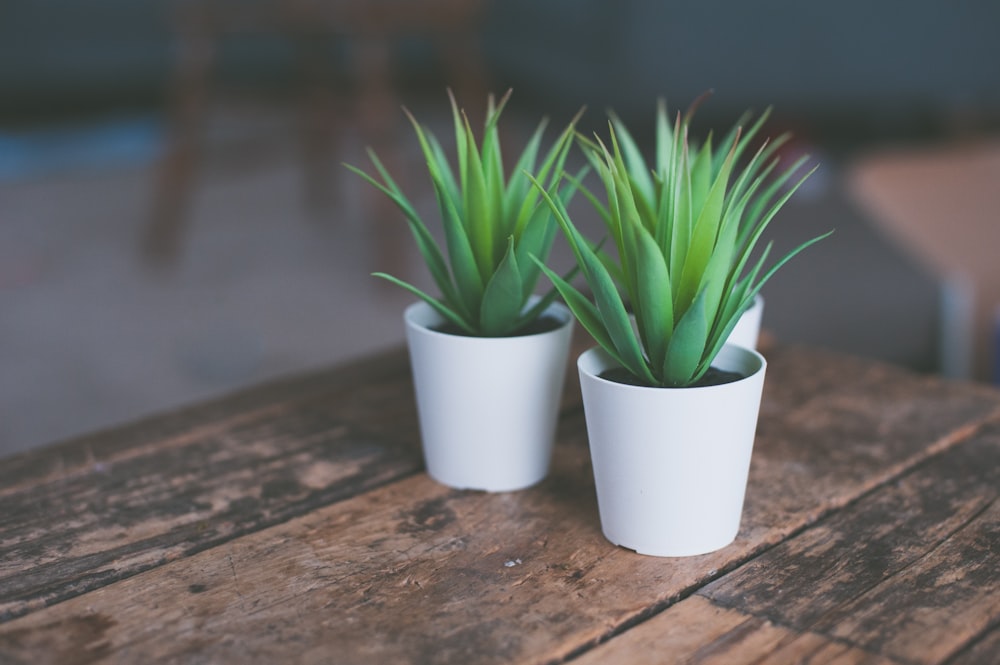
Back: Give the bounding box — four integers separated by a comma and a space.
0, 98, 941, 458
2, 102, 429, 457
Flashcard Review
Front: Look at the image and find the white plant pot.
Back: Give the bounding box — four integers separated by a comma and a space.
404, 298, 574, 492
577, 344, 767, 557
726, 294, 764, 350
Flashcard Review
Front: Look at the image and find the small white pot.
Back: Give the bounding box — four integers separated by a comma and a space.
726, 294, 764, 350
404, 299, 574, 492
578, 344, 767, 557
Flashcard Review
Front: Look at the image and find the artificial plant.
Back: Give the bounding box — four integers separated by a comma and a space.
531, 96, 831, 387
345, 90, 582, 337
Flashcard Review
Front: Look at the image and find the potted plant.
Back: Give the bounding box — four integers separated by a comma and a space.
344, 90, 582, 492
600, 103, 791, 353
530, 96, 830, 555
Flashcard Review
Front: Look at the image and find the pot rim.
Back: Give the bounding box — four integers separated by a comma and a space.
578, 344, 766, 393
405, 297, 573, 341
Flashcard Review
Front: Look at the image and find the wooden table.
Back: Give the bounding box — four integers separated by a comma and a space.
848, 138, 1000, 381
2, 341, 999, 664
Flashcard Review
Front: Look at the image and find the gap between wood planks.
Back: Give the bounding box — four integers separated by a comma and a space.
556, 406, 1000, 665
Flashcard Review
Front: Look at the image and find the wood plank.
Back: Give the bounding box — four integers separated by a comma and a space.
0, 325, 595, 498
0, 348, 412, 496
571, 595, 899, 665
946, 623, 1000, 665
741, 346, 1000, 545
699, 422, 1000, 665
0, 350, 424, 623
1, 349, 997, 663
0, 330, 593, 623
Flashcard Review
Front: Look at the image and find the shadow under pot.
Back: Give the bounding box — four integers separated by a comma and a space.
404, 298, 574, 492
577, 344, 767, 557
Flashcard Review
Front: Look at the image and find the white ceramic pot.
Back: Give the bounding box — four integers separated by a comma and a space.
726, 294, 764, 350
404, 298, 574, 492
577, 344, 767, 557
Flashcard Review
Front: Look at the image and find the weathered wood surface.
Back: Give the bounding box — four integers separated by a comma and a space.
574, 595, 898, 665
703, 422, 1000, 665
0, 348, 412, 495
0, 348, 424, 622
575, 421, 1000, 665
1, 345, 999, 664
0, 332, 586, 623
948, 624, 1000, 665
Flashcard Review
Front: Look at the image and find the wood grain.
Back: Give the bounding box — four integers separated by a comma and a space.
741, 346, 1000, 544
0, 349, 424, 622
572, 595, 898, 665
0, 348, 412, 495
1, 348, 997, 664
700, 421, 1000, 664
0, 331, 590, 623
946, 623, 1000, 665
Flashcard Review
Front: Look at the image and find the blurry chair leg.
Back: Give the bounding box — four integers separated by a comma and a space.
296, 32, 339, 214
146, 128, 199, 265
144, 3, 215, 266
353, 35, 397, 143
351, 34, 411, 277
438, 32, 491, 119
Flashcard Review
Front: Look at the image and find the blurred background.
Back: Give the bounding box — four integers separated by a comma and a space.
2, 0, 1000, 457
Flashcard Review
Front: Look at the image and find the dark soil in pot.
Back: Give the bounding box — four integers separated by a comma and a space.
432, 314, 565, 337
599, 366, 745, 388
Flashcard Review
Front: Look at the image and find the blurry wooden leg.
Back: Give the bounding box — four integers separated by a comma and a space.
144, 3, 214, 265
296, 31, 339, 214
438, 30, 491, 120
351, 34, 411, 278
354, 34, 396, 142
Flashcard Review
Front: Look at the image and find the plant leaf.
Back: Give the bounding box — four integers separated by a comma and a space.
689, 133, 714, 215
677, 128, 740, 311
505, 118, 548, 232
343, 155, 464, 319
424, 130, 460, 207
662, 286, 709, 386
517, 259, 581, 329
479, 236, 524, 336
533, 259, 624, 367
372, 272, 475, 335
528, 172, 657, 385
514, 108, 583, 238
447, 90, 468, 199
669, 129, 693, 305
610, 111, 654, 204
481, 91, 510, 243
459, 109, 495, 280
654, 98, 674, 176
430, 173, 483, 320
633, 223, 673, 374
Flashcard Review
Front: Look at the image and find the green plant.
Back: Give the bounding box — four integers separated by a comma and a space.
344, 90, 582, 337
530, 97, 831, 387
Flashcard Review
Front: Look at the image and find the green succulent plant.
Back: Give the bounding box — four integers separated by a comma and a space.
344, 90, 582, 337
530, 97, 831, 387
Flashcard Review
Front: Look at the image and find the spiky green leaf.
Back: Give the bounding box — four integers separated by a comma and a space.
372, 272, 475, 335
479, 237, 524, 336
662, 286, 709, 386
